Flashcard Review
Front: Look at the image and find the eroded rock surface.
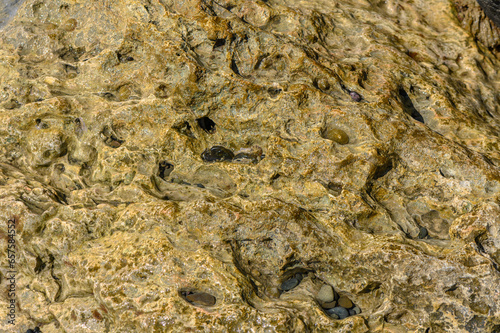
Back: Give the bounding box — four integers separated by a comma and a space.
0, 0, 499, 332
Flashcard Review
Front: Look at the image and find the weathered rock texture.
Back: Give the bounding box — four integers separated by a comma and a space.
0, 0, 499, 332
454, 0, 500, 52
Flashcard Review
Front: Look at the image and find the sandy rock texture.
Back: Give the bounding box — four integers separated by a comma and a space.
0, 0, 499, 332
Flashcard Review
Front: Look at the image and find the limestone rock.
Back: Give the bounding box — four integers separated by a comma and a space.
0, 0, 499, 332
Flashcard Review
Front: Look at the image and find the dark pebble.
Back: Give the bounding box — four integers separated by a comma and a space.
280, 273, 303, 291
196, 183, 205, 188
201, 146, 234, 162
280, 277, 299, 291
349, 91, 362, 102
418, 226, 428, 239
349, 306, 361, 316
321, 300, 337, 309
337, 296, 353, 308
181, 291, 216, 306
327, 306, 349, 319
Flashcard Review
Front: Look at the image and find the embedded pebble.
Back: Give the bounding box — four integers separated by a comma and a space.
327, 306, 349, 319
317, 78, 330, 90
280, 273, 303, 291
181, 291, 216, 307
280, 277, 300, 291
317, 284, 335, 303
349, 91, 362, 102
349, 306, 361, 316
201, 146, 234, 162
322, 128, 349, 145
60, 18, 77, 31
418, 226, 428, 239
321, 300, 337, 309
337, 296, 353, 309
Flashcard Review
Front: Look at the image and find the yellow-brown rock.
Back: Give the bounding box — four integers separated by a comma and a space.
0, 0, 499, 332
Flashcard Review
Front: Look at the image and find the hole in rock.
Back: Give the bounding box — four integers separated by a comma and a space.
196, 116, 216, 133
63, 63, 79, 75
155, 84, 169, 98
372, 159, 393, 181
268, 87, 282, 97
398, 87, 424, 123
158, 161, 174, 180
100, 92, 116, 101
34, 256, 46, 273
358, 281, 381, 293
57, 46, 85, 62
445, 284, 458, 293
174, 121, 195, 138
326, 182, 342, 196
79, 163, 91, 178
35, 118, 48, 129
270, 173, 281, 182
213, 39, 226, 49
117, 52, 134, 62
230, 58, 241, 76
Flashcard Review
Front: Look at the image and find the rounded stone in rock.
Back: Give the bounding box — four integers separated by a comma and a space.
280, 273, 303, 291
280, 277, 300, 291
322, 128, 349, 145
349, 306, 361, 316
349, 91, 362, 102
327, 306, 349, 319
418, 226, 428, 239
317, 284, 335, 303
181, 291, 216, 306
328, 312, 339, 319
60, 18, 77, 31
201, 146, 234, 162
321, 300, 337, 309
337, 296, 353, 309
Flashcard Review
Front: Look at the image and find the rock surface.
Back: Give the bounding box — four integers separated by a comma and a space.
454, 0, 500, 51
0, 0, 499, 332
